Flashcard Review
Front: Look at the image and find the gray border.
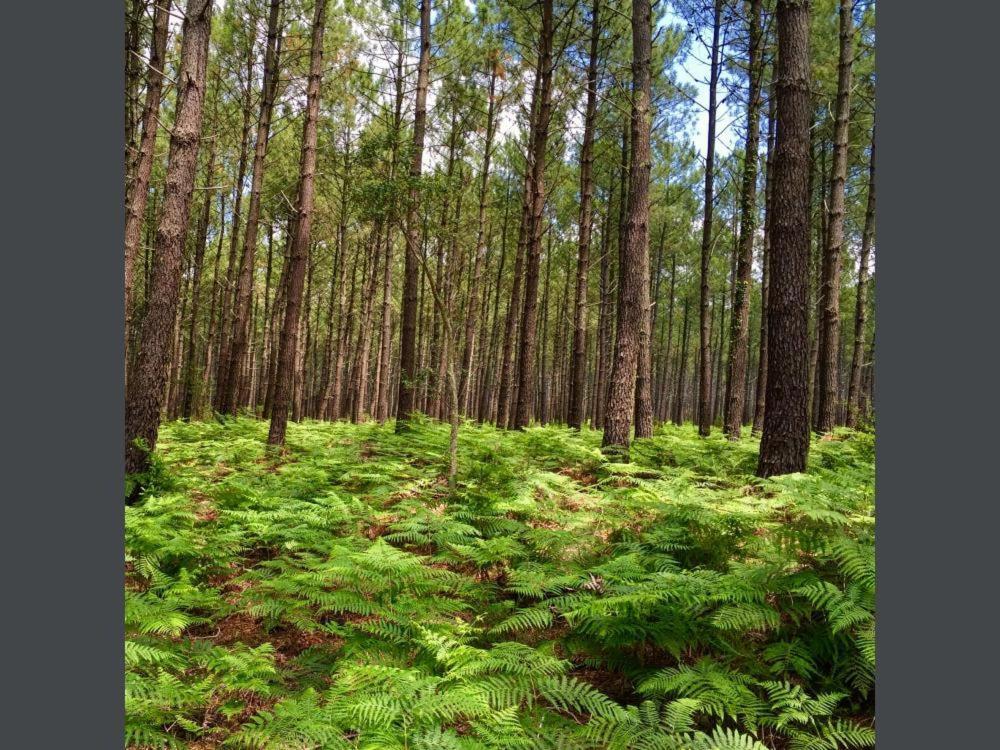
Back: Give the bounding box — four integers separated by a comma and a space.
3, 0, 998, 747
877, 1, 999, 747
3, 0, 123, 746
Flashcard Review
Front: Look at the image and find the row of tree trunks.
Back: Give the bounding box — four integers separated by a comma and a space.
124, 0, 172, 364
724, 0, 764, 439
568, 0, 601, 430
698, 0, 723, 438
395, 0, 432, 430
218, 0, 284, 416
513, 0, 555, 430
815, 0, 855, 433
125, 0, 214, 488
266, 0, 328, 447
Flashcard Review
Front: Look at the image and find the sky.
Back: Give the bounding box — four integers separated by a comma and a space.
660, 5, 738, 161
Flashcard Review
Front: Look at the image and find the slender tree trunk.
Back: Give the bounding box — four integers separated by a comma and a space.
293, 252, 313, 422
593, 203, 614, 428
353, 225, 383, 422
498, 174, 531, 428
181, 100, 219, 421
214, 44, 257, 414
263, 218, 293, 419
674, 299, 691, 425
124, 0, 171, 355
322, 154, 351, 418
513, 0, 555, 430
601, 0, 651, 456
757, 0, 812, 477
219, 0, 284, 415
203, 193, 227, 412
753, 77, 777, 435
267, 0, 327, 447
698, 0, 723, 437
807, 136, 824, 428
125, 0, 145, 188
395, 0, 432, 429
125, 0, 213, 488
479, 179, 511, 422
458, 64, 500, 416
816, 0, 855, 432
723, 0, 764, 439
847, 132, 875, 428
660, 251, 677, 422
374, 40, 406, 423
568, 0, 601, 429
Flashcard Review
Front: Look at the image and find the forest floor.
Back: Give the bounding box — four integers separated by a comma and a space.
126, 417, 875, 750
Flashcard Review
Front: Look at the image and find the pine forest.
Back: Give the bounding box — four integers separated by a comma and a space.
123, 0, 877, 747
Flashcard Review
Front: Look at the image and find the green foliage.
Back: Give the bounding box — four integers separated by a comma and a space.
126, 418, 874, 748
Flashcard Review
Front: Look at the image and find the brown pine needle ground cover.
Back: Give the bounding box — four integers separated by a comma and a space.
126, 417, 874, 749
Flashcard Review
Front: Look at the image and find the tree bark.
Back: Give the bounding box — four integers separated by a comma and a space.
698, 0, 723, 437
674, 298, 691, 425
219, 0, 284, 416
124, 0, 171, 355
568, 0, 601, 429
601, 0, 652, 456
267, 0, 327, 447
846, 131, 875, 428
753, 75, 777, 435
125, 0, 213, 488
513, 0, 555, 430
459, 62, 500, 416
815, 0, 855, 433
214, 39, 257, 414
757, 0, 812, 478
181, 90, 220, 421
724, 0, 764, 439
395, 0, 432, 429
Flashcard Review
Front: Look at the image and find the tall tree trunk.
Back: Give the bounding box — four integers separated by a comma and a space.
322, 152, 351, 419
263, 218, 293, 419
568, 0, 601, 429
538, 236, 553, 423
497, 173, 531, 427
698, 0, 723, 437
181, 95, 219, 421
593, 202, 614, 428
214, 42, 257, 414
219, 0, 284, 415
267, 0, 327, 447
124, 0, 171, 355
293, 252, 314, 422
125, 0, 213, 488
353, 225, 383, 422
601, 0, 651, 456
846, 131, 875, 428
513, 0, 555, 430
724, 0, 764, 439
659, 251, 677, 421
674, 298, 691, 425
459, 63, 500, 416
203, 192, 227, 412
757, 0, 812, 477
479, 179, 511, 422
753, 77, 776, 434
815, 0, 855, 432
395, 0, 432, 429
374, 37, 406, 423
125, 0, 145, 188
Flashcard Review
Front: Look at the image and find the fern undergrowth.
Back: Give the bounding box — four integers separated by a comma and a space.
126, 417, 875, 750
